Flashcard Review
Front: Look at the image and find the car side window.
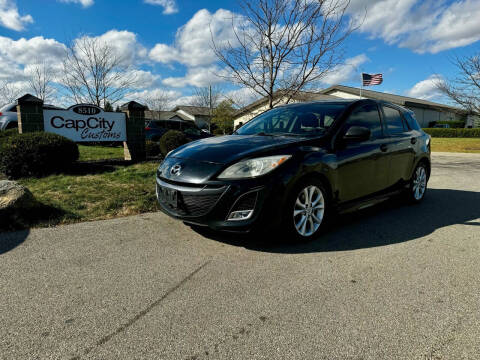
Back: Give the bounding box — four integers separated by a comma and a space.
403, 111, 421, 131
344, 104, 383, 140
383, 106, 407, 134
184, 127, 201, 136
166, 121, 181, 130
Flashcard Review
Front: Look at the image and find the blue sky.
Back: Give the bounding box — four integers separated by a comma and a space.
1, 0, 479, 107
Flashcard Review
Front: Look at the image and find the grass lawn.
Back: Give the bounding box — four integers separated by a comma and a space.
78, 145, 124, 161
17, 161, 160, 228
431, 138, 480, 153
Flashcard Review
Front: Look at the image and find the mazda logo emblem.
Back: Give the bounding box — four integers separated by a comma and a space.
170, 164, 182, 176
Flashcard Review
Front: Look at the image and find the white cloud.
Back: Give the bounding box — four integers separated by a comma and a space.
348, 0, 480, 53
75, 30, 148, 66
150, 9, 239, 67
0, 36, 66, 67
125, 88, 182, 108
321, 54, 369, 85
0, 0, 33, 31
144, 0, 178, 15
125, 70, 161, 89
162, 65, 228, 88
58, 0, 94, 8
406, 75, 444, 100
224, 87, 261, 108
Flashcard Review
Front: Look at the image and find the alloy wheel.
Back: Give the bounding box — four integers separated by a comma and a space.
413, 166, 427, 200
293, 185, 325, 237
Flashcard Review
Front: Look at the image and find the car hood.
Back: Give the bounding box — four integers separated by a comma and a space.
169, 135, 302, 164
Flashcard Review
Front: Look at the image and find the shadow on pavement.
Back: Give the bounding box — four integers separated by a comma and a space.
0, 229, 30, 255
191, 188, 480, 254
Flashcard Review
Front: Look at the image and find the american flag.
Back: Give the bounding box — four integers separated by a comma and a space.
362, 73, 383, 86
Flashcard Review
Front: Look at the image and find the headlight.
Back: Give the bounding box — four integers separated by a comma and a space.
218, 155, 291, 179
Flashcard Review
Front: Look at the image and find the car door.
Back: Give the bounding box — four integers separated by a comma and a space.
335, 103, 390, 202
380, 105, 417, 187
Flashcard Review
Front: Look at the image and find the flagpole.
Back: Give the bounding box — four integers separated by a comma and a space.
360, 72, 363, 98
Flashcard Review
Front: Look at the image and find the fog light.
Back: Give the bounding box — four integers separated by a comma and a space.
227, 210, 253, 221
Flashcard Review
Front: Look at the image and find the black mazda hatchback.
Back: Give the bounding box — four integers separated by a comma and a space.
156, 99, 431, 240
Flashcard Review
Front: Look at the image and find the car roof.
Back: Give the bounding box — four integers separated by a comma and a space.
277, 98, 411, 113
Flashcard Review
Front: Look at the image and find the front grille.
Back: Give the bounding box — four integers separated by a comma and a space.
176, 193, 221, 216
157, 182, 226, 217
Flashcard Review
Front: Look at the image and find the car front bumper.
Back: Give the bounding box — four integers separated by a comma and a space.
155, 175, 286, 232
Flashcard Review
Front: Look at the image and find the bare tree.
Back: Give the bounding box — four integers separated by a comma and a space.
436, 54, 480, 113
213, 0, 356, 109
144, 90, 172, 111
0, 81, 23, 107
143, 90, 175, 120
28, 62, 55, 103
191, 85, 224, 108
191, 85, 225, 132
62, 36, 138, 107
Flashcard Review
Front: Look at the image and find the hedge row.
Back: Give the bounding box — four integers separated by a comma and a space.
434, 121, 466, 129
422, 128, 480, 138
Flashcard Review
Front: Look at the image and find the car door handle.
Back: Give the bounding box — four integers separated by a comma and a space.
411, 137, 417, 144
380, 144, 388, 152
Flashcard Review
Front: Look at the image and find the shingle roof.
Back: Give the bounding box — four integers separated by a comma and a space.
145, 110, 190, 121
171, 105, 212, 116
321, 85, 465, 113
233, 90, 338, 119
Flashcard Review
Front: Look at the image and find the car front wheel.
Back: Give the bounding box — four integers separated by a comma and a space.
283, 178, 329, 241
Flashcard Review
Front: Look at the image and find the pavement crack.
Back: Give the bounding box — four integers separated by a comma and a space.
72, 260, 211, 359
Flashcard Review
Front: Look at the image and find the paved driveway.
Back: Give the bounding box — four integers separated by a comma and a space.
1, 153, 479, 360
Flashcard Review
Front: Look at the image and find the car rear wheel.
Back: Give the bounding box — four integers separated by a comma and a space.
409, 162, 428, 203
283, 178, 329, 241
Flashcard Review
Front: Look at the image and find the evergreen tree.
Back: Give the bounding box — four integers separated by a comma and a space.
104, 101, 113, 112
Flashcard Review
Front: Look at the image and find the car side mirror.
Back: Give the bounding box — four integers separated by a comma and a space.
343, 126, 371, 143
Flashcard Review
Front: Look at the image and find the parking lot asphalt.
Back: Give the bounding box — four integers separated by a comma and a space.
1, 152, 479, 360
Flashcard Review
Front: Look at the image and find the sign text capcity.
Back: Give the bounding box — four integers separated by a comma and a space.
43, 104, 127, 142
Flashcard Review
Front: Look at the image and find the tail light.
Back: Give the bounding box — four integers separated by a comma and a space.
0, 112, 3, 116
145, 127, 151, 131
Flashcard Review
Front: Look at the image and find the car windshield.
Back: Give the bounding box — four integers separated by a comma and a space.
236, 103, 347, 136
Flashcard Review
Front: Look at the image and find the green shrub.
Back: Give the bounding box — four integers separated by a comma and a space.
436, 120, 466, 128
0, 128, 19, 140
423, 128, 480, 138
145, 140, 161, 157
0, 132, 79, 179
159, 130, 189, 156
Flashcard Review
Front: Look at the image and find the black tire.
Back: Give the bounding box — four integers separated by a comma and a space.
281, 177, 330, 242
408, 161, 428, 203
